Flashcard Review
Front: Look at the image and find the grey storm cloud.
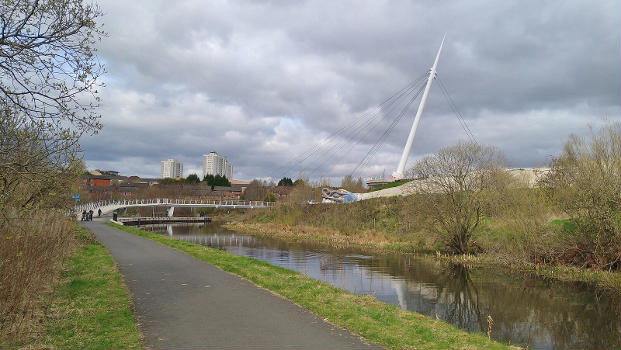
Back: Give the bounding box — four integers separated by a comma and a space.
82, 0, 621, 180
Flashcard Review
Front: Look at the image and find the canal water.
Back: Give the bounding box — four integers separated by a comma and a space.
140, 222, 620, 350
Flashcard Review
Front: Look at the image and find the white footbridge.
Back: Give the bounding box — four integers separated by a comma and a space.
75, 198, 274, 218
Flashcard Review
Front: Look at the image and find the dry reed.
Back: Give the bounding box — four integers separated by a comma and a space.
0, 209, 76, 342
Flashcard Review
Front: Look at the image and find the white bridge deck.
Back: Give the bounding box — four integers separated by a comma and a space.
75, 198, 274, 219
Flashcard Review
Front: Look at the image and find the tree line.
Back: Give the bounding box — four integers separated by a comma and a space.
160, 174, 232, 189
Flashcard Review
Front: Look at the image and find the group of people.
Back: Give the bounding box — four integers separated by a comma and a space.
81, 208, 102, 221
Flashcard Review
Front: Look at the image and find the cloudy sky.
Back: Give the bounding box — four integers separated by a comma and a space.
82, 0, 620, 182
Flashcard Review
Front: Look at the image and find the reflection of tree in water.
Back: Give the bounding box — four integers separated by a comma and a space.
355, 253, 621, 350
463, 273, 621, 349
435, 264, 485, 332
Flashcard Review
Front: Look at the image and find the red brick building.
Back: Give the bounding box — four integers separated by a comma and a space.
88, 176, 111, 187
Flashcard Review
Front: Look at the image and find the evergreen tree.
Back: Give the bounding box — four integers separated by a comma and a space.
203, 174, 231, 189
185, 173, 200, 184
278, 177, 294, 186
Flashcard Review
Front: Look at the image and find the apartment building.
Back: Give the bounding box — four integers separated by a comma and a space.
202, 151, 233, 179
160, 159, 183, 178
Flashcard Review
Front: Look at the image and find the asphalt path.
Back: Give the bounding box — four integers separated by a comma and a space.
82, 221, 383, 349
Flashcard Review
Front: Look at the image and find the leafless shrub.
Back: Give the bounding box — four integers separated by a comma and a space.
481, 186, 558, 262
486, 315, 494, 339
540, 122, 621, 269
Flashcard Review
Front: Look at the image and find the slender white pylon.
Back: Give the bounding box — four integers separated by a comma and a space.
392, 35, 445, 179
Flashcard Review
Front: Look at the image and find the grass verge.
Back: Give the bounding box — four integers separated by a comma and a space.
106, 222, 517, 350
40, 225, 142, 349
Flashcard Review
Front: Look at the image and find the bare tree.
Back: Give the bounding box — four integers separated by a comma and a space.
0, 0, 105, 137
0, 0, 104, 211
411, 142, 508, 254
287, 180, 321, 204
242, 179, 272, 201
340, 175, 366, 192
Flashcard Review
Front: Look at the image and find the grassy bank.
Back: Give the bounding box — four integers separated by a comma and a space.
1, 225, 142, 349
106, 222, 516, 350
224, 221, 421, 253
435, 249, 621, 293
235, 192, 621, 292
40, 226, 142, 349
227, 221, 621, 294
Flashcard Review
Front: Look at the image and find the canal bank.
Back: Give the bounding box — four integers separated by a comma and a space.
133, 221, 621, 350
106, 222, 517, 350
225, 221, 621, 294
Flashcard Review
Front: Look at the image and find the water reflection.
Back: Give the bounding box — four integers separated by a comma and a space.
141, 223, 621, 350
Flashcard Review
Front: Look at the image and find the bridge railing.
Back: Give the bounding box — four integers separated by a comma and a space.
74, 198, 276, 213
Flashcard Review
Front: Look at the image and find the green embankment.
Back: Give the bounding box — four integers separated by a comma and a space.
236, 194, 620, 293
106, 222, 517, 350
369, 179, 412, 192
42, 226, 142, 349
227, 221, 620, 294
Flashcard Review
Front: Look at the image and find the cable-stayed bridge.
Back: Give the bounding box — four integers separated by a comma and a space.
272, 36, 477, 186
77, 37, 474, 214
75, 198, 274, 219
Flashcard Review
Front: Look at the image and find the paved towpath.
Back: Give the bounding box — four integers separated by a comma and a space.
82, 221, 382, 349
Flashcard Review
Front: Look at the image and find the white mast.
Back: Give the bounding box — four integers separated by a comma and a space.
392, 35, 445, 179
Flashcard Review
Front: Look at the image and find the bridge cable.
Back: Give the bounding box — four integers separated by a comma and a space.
303, 78, 429, 181
301, 81, 426, 221
276, 74, 428, 179
273, 73, 429, 180
349, 82, 428, 178
272, 80, 421, 179
436, 75, 478, 145
302, 79, 428, 180
354, 75, 478, 179
349, 80, 428, 177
